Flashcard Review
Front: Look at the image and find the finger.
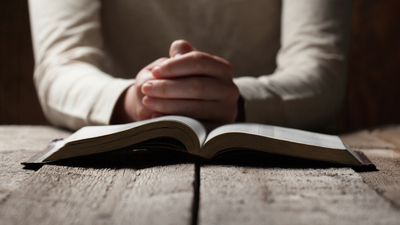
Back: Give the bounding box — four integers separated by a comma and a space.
144, 57, 169, 70
141, 76, 235, 100
151, 112, 166, 118
135, 105, 155, 121
138, 108, 165, 120
131, 87, 157, 121
136, 58, 169, 84
152, 51, 232, 79
169, 40, 195, 58
142, 96, 237, 122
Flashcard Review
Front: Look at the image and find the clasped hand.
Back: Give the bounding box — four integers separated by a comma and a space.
114, 40, 240, 130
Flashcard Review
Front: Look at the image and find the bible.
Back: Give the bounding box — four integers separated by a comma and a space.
23, 115, 374, 167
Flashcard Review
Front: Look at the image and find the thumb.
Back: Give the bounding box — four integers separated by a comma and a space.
169, 40, 195, 58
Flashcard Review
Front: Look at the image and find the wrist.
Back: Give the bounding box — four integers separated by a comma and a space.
110, 85, 134, 124
235, 95, 245, 122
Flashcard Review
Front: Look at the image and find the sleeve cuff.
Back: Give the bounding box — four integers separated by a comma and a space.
233, 76, 286, 126
90, 78, 135, 126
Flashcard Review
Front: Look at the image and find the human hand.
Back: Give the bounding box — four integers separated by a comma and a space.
111, 58, 168, 124
141, 40, 240, 130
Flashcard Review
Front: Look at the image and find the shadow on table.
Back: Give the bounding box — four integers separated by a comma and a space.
23, 148, 376, 172
206, 151, 376, 172
23, 148, 193, 171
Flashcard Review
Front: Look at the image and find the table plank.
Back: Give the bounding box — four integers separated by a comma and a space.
0, 150, 37, 203
341, 125, 400, 209
0, 126, 71, 204
0, 126, 196, 225
198, 165, 400, 225
371, 125, 400, 147
0, 163, 195, 225
2, 125, 400, 225
0, 125, 71, 152
340, 129, 397, 150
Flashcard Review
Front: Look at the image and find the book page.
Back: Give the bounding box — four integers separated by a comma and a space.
34, 116, 207, 163
64, 116, 207, 144
171, 116, 207, 145
205, 123, 345, 149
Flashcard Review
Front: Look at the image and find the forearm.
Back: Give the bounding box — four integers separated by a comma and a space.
234, 65, 345, 130
29, 0, 134, 130
234, 0, 352, 130
35, 60, 134, 130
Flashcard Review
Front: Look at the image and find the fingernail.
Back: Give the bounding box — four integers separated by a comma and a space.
174, 53, 182, 58
142, 82, 153, 94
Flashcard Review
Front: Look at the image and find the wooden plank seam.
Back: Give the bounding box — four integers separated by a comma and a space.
191, 162, 200, 225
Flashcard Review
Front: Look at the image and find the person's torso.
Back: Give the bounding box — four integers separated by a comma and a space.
100, 0, 281, 78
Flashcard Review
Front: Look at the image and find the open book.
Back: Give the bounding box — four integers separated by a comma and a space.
24, 116, 374, 167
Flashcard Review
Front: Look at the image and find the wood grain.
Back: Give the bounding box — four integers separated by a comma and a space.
372, 125, 400, 147
0, 126, 196, 225
341, 125, 400, 209
0, 150, 36, 204
198, 166, 400, 225
0, 126, 71, 206
0, 125, 71, 152
0, 164, 195, 225
1, 125, 400, 225
340, 129, 397, 150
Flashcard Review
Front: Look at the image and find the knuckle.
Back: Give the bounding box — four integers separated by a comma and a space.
157, 80, 168, 96
224, 63, 233, 76
191, 51, 205, 73
220, 60, 232, 77
212, 55, 232, 76
190, 78, 205, 97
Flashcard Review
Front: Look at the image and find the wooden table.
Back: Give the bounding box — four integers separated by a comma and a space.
1, 125, 400, 225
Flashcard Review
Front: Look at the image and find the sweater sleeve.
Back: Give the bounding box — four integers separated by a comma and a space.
28, 0, 134, 130
234, 0, 352, 130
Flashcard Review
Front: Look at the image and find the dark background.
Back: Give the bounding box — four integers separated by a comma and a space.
1, 0, 399, 131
